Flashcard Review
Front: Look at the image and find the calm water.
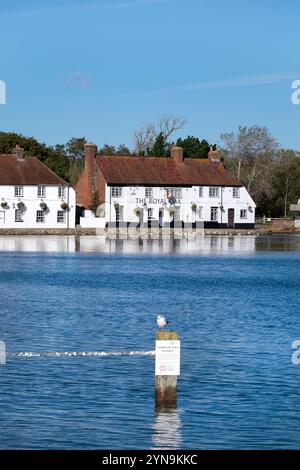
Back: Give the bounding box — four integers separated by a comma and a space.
0, 234, 300, 449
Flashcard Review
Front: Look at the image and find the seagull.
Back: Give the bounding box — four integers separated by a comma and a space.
157, 315, 168, 329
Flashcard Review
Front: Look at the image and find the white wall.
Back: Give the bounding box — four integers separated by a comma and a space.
101, 185, 256, 226
0, 185, 76, 228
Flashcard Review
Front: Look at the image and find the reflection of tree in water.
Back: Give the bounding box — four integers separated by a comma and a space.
152, 407, 182, 450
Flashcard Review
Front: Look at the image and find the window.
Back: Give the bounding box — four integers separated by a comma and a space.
198, 206, 203, 219
233, 187, 240, 198
145, 187, 153, 198
37, 186, 46, 198
209, 187, 219, 198
240, 209, 247, 219
14, 186, 23, 197
199, 187, 203, 197
173, 207, 181, 221
57, 210, 65, 223
210, 207, 218, 221
15, 209, 23, 222
36, 210, 45, 223
148, 208, 153, 220
112, 187, 123, 198
172, 188, 182, 199
115, 205, 123, 222
58, 187, 65, 198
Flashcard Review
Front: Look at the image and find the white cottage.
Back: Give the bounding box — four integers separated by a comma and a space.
76, 144, 256, 229
0, 146, 75, 229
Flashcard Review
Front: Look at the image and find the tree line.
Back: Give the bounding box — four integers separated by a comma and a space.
1, 118, 299, 218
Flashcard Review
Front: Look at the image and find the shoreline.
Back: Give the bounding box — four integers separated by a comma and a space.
0, 227, 298, 236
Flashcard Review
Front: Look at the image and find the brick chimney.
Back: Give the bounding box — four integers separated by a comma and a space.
84, 143, 97, 175
208, 145, 220, 163
15, 144, 24, 162
83, 143, 97, 209
171, 145, 184, 164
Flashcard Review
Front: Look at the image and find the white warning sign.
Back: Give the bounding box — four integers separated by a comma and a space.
155, 340, 180, 376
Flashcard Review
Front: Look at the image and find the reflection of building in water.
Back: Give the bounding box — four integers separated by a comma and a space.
0, 235, 257, 253
152, 407, 182, 450
78, 235, 256, 254
0, 236, 76, 252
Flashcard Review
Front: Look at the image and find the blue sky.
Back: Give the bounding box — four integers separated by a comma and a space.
1, 0, 300, 149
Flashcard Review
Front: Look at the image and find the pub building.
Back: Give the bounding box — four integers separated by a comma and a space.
76, 144, 256, 229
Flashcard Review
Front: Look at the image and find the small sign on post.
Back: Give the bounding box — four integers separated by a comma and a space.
0, 340, 6, 365
155, 340, 180, 376
155, 331, 180, 407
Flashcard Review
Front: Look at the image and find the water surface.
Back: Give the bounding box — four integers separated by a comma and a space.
0, 234, 299, 449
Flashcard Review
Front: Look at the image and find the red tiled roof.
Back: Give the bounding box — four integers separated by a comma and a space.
0, 154, 69, 186
96, 156, 241, 186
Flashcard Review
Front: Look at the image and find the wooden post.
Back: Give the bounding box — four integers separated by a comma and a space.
0, 340, 6, 365
155, 331, 180, 408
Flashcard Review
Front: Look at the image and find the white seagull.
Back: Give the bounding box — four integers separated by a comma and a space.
157, 315, 168, 329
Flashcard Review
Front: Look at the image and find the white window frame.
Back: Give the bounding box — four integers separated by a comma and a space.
36, 210, 45, 223
233, 187, 240, 198
199, 187, 203, 198
14, 186, 23, 197
173, 188, 182, 199
210, 207, 218, 221
240, 209, 247, 219
112, 187, 123, 198
173, 207, 181, 221
37, 186, 46, 198
58, 187, 65, 199
57, 210, 65, 223
15, 209, 23, 222
145, 187, 153, 198
115, 205, 123, 222
209, 187, 219, 198
198, 206, 203, 219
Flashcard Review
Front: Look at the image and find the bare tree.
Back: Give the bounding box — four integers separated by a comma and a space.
273, 150, 300, 217
159, 115, 186, 141
132, 123, 156, 155
132, 115, 185, 155
221, 126, 278, 186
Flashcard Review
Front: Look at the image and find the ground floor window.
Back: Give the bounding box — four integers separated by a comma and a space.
115, 205, 123, 222
210, 207, 218, 221
36, 210, 45, 223
173, 207, 181, 221
57, 210, 65, 223
198, 206, 203, 219
148, 208, 153, 220
240, 209, 247, 219
15, 209, 23, 222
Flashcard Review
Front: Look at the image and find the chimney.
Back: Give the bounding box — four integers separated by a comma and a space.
171, 145, 184, 164
15, 144, 24, 162
208, 145, 220, 163
84, 143, 97, 176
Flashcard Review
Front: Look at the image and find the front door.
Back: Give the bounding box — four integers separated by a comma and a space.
228, 208, 234, 228
159, 209, 163, 227
0, 211, 5, 225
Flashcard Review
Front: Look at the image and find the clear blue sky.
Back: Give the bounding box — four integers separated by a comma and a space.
1, 0, 300, 150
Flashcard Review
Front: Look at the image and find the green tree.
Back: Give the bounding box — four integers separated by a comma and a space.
149, 132, 170, 157
66, 137, 87, 160
99, 144, 116, 156
116, 144, 131, 156
176, 136, 211, 159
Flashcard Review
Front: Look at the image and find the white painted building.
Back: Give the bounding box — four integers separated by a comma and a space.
76, 144, 256, 229
0, 146, 75, 229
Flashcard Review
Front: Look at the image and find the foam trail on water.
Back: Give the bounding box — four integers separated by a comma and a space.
7, 351, 155, 358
